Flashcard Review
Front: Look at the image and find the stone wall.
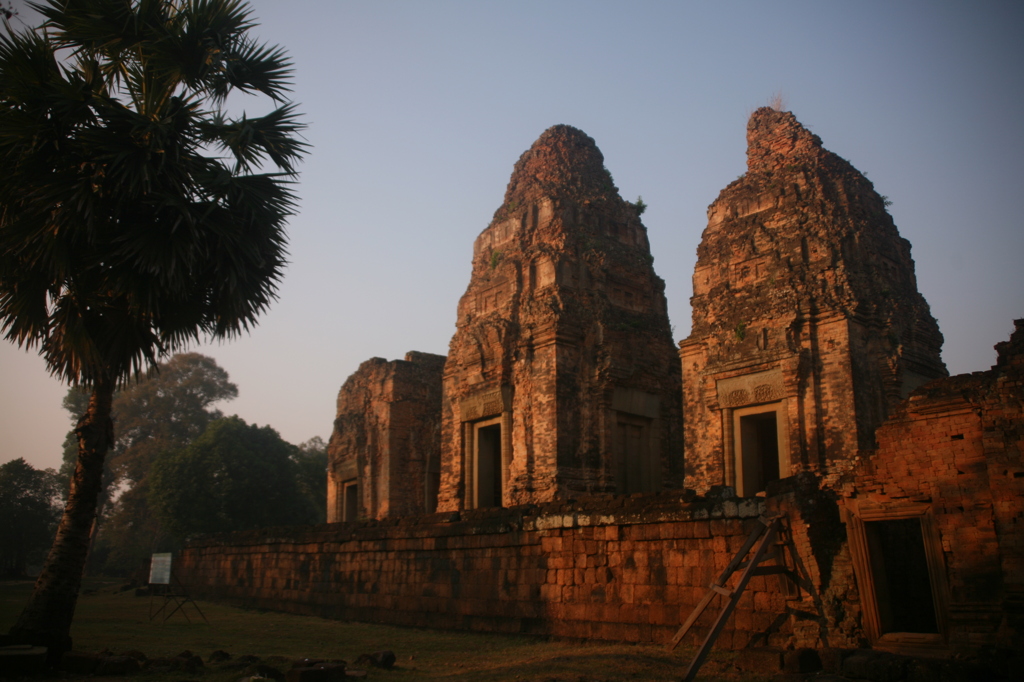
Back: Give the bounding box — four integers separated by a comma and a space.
327, 351, 446, 522
438, 125, 682, 511
178, 490, 859, 649
838, 319, 1024, 653
681, 107, 946, 497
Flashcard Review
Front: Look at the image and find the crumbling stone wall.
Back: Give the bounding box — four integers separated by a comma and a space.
178, 492, 842, 648
839, 320, 1024, 653
437, 125, 682, 510
327, 351, 446, 522
680, 107, 946, 496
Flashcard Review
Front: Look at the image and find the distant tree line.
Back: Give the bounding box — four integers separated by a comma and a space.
2, 353, 326, 581
0, 459, 62, 578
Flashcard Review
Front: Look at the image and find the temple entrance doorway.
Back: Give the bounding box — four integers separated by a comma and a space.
474, 419, 503, 508
865, 518, 939, 635
342, 479, 358, 522
615, 414, 653, 494
732, 402, 788, 497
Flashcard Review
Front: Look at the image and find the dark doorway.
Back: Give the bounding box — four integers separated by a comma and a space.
865, 518, 938, 634
476, 423, 502, 508
343, 480, 358, 522
616, 415, 651, 494
739, 411, 780, 495
425, 453, 440, 514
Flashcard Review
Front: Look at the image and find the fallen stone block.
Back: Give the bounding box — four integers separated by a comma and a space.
818, 647, 854, 674
286, 666, 330, 682
842, 650, 908, 682
96, 655, 141, 675
1, 645, 48, 678
782, 647, 822, 673
314, 662, 348, 682
244, 662, 286, 681
354, 650, 395, 670
291, 658, 326, 669
60, 650, 99, 674
734, 648, 783, 673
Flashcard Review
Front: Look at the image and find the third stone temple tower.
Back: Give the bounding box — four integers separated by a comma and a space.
436, 125, 682, 511
680, 108, 947, 496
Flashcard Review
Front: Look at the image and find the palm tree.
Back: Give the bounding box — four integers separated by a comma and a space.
0, 0, 306, 651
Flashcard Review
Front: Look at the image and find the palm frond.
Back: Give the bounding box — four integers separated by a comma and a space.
203, 103, 307, 173
2, 0, 306, 389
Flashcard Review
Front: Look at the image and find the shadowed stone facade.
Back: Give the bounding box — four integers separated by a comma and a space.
326, 351, 446, 522
187, 114, 1023, 665
680, 107, 947, 496
436, 125, 682, 511
841, 319, 1024, 653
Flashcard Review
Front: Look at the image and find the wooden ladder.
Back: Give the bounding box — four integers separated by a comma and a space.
669, 513, 789, 682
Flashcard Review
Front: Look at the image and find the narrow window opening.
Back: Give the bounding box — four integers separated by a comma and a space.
865, 519, 938, 634
342, 479, 359, 522
475, 423, 503, 508
425, 453, 440, 514
616, 417, 650, 494
762, 328, 769, 350
950, 434, 964, 441
614, 409, 655, 493
739, 412, 780, 495
801, 237, 810, 263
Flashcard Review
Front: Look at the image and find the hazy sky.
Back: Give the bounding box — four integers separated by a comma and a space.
2, 0, 1022, 471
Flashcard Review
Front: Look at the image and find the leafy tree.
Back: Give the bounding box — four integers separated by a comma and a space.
57, 353, 238, 575
99, 353, 237, 573
0, 459, 62, 578
294, 436, 328, 523
1, 0, 305, 650
107, 353, 238, 483
150, 416, 318, 540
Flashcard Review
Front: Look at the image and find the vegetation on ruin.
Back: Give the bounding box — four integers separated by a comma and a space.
0, 0, 306, 650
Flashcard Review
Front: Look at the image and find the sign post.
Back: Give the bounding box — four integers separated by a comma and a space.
147, 553, 207, 624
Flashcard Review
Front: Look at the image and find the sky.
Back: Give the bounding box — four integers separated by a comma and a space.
2, 0, 1022, 472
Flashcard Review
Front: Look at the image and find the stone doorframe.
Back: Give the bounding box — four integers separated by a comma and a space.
728, 400, 791, 497
844, 501, 951, 652
459, 386, 513, 509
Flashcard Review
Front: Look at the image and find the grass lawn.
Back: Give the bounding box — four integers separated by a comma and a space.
1, 579, 766, 681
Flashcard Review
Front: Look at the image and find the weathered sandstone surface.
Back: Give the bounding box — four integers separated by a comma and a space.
681, 107, 946, 494
437, 125, 682, 510
327, 351, 446, 521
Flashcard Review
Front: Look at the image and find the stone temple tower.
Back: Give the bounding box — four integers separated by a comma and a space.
436, 125, 682, 511
679, 108, 946, 496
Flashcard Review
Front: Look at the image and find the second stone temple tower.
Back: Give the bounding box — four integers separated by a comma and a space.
436, 125, 682, 510
680, 107, 947, 496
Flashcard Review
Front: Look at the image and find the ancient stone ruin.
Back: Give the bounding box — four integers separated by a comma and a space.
184, 110, 1022, 666
326, 351, 445, 522
680, 108, 946, 496
436, 125, 682, 511
840, 318, 1024, 650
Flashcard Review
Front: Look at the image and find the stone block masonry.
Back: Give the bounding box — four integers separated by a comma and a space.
177, 491, 844, 649
327, 351, 446, 522
438, 125, 682, 512
839, 319, 1024, 653
681, 107, 946, 498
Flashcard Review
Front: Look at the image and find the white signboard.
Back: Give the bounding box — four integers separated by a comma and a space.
149, 553, 172, 585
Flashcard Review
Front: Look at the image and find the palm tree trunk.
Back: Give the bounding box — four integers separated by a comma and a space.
7, 375, 115, 656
